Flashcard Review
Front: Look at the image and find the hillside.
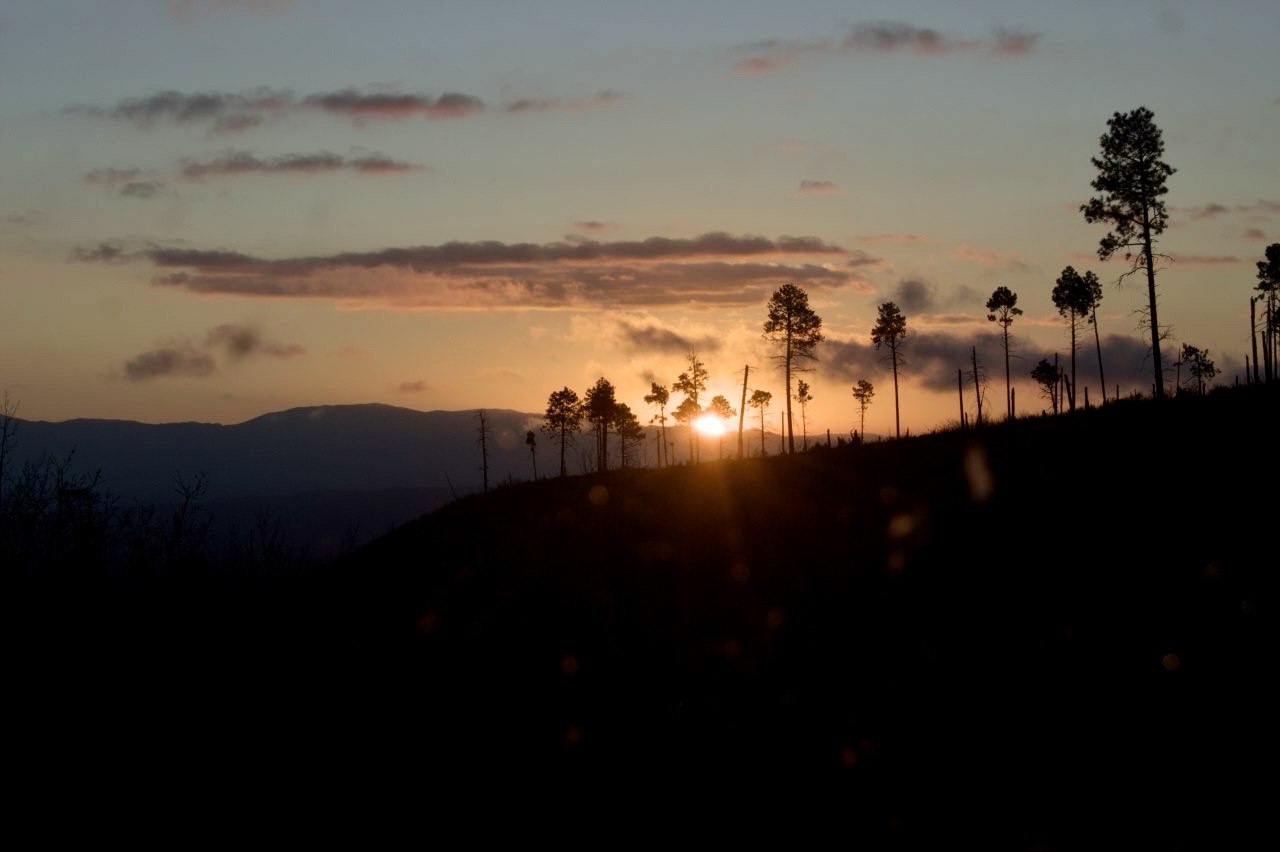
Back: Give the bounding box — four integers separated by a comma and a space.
6, 403, 541, 500
11, 386, 1274, 838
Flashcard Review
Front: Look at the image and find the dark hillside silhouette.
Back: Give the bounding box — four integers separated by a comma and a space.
11, 384, 1272, 841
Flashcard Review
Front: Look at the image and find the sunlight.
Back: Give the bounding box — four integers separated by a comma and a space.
695, 414, 725, 437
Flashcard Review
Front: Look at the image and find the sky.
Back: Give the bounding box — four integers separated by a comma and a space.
1, 0, 1276, 438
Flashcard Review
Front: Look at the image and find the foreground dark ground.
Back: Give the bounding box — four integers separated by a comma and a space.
11, 387, 1274, 839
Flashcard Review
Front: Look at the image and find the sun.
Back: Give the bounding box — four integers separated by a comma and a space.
694, 414, 725, 437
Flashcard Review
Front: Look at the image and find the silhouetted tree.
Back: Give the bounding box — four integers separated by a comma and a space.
1053, 267, 1103, 411
1082, 107, 1175, 397
986, 286, 1023, 419
612, 402, 645, 468
1180, 344, 1217, 395
706, 394, 736, 459
643, 382, 671, 467
871, 301, 907, 439
793, 379, 813, 450
851, 379, 874, 440
543, 387, 583, 477
763, 284, 824, 454
748, 390, 772, 457
671, 397, 701, 463
1257, 243, 1280, 383
525, 430, 538, 480
583, 377, 618, 473
1031, 359, 1062, 414
673, 351, 708, 462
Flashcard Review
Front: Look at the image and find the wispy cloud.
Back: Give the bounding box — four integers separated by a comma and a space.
300, 89, 483, 120
180, 150, 423, 179
83, 168, 167, 198
68, 85, 627, 131
1185, 203, 1230, 220
858, 233, 926, 244
731, 21, 1039, 75
124, 345, 216, 381
504, 90, 623, 113
795, 180, 843, 196
75, 232, 867, 310
614, 319, 721, 355
1244, 227, 1267, 241
123, 322, 302, 381
1167, 253, 1241, 265
952, 244, 1033, 273
204, 323, 305, 358
397, 380, 428, 394
571, 220, 620, 233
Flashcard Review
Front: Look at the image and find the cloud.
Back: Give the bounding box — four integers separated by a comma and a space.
179, 150, 423, 179
84, 168, 144, 187
1167, 254, 1241, 265
124, 323, 302, 381
301, 89, 483, 120
1186, 203, 1230, 220
1238, 199, 1280, 216
1244, 228, 1267, 241
952, 244, 1033, 273
75, 232, 865, 309
203, 323, 305, 358
731, 21, 1039, 74
571, 221, 620, 232
893, 279, 936, 314
858, 233, 926, 244
824, 330, 1164, 397
68, 88, 292, 130
124, 346, 216, 381
884, 278, 978, 316
795, 180, 843, 196
70, 242, 131, 263
504, 90, 623, 113
397, 380, 428, 393
69, 85, 629, 131
614, 319, 721, 355
120, 181, 166, 199
823, 330, 1001, 392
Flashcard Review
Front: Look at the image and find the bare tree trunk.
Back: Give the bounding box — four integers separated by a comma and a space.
738, 365, 748, 459
1093, 307, 1106, 403
784, 340, 794, 454
957, 368, 965, 428
891, 343, 901, 439
1003, 324, 1012, 420
1142, 206, 1165, 397
1068, 309, 1078, 412
971, 346, 983, 425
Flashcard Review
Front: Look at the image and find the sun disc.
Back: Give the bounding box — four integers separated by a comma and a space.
695, 415, 725, 437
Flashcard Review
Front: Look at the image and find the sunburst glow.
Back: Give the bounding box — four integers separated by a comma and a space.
695, 414, 726, 437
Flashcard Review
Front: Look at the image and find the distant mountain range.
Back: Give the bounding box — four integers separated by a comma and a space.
6, 403, 545, 502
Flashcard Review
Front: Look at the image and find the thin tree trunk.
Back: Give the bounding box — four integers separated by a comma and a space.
1249, 297, 1260, 385
785, 339, 794, 454
957, 368, 965, 428
737, 365, 748, 460
1142, 205, 1165, 397
998, 323, 1008, 419
1093, 307, 1106, 403
971, 346, 983, 425
891, 344, 901, 439
1068, 310, 1078, 412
